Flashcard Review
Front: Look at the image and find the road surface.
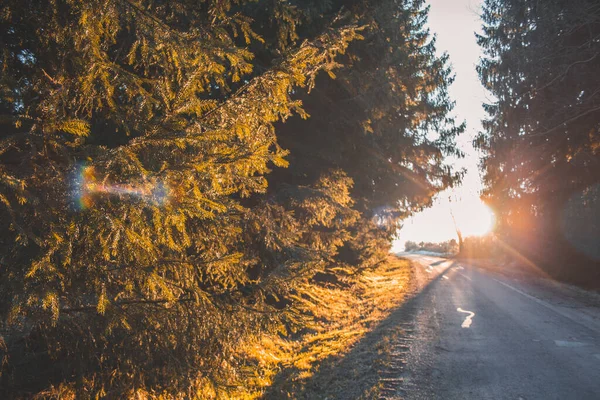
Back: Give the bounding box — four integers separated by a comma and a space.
390, 253, 600, 400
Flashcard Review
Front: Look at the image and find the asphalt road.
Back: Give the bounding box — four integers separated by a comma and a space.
395, 253, 600, 400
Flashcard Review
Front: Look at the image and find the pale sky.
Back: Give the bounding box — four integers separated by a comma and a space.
392, 0, 491, 251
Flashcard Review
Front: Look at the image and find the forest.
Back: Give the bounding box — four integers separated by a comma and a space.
476, 0, 600, 285
0, 0, 461, 397
1, 0, 599, 398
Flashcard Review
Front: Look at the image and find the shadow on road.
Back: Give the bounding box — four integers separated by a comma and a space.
429, 260, 447, 267
261, 261, 455, 399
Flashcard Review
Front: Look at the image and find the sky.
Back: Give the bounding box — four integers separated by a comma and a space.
392, 0, 491, 251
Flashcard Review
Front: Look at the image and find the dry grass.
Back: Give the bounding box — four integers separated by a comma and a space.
232, 255, 413, 399
25, 257, 413, 399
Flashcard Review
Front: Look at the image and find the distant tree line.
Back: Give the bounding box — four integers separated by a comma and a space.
0, 0, 461, 397
404, 239, 458, 254
456, 235, 502, 260
477, 0, 600, 285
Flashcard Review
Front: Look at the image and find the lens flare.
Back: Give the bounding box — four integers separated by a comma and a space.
73, 164, 169, 210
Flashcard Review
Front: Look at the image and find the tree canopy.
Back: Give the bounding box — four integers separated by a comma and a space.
0, 0, 461, 397
477, 0, 600, 282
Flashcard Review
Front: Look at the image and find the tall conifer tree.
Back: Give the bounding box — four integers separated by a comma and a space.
0, 0, 461, 396
477, 0, 600, 280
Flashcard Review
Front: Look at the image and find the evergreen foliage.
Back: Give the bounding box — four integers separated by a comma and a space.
0, 0, 460, 397
477, 0, 600, 283
268, 0, 464, 271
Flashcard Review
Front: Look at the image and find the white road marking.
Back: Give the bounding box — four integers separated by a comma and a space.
457, 308, 475, 328
442, 275, 449, 280
459, 273, 472, 282
493, 278, 600, 333
493, 278, 551, 307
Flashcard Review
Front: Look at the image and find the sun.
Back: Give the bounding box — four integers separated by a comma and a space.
455, 201, 495, 237
391, 195, 497, 253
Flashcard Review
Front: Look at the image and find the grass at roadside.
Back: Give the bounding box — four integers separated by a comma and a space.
232, 255, 413, 399
5, 256, 414, 399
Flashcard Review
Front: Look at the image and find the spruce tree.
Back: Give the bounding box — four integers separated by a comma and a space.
477, 0, 600, 281
0, 0, 461, 396
268, 0, 464, 271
